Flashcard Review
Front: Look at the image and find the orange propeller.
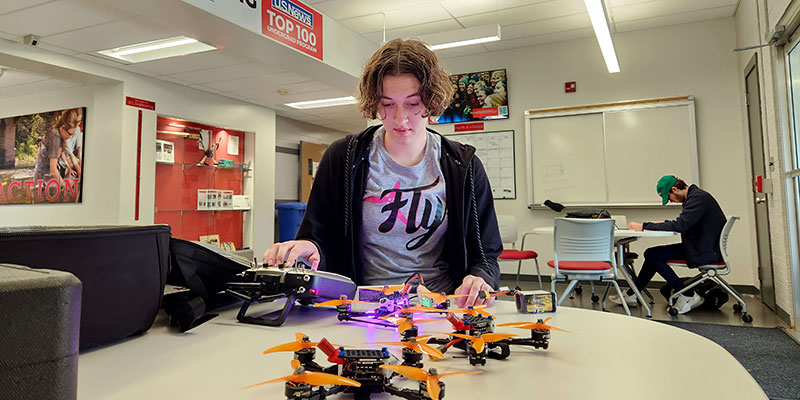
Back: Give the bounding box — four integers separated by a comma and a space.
314, 294, 369, 307
448, 304, 494, 318
380, 316, 441, 333
497, 318, 573, 334
368, 335, 445, 360
446, 332, 517, 354
361, 285, 407, 295
263, 333, 319, 354
379, 365, 482, 400
244, 359, 361, 389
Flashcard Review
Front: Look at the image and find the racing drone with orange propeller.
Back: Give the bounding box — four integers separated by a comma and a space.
252, 332, 484, 400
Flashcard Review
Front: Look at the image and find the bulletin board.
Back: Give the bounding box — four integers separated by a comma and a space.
525, 96, 699, 207
449, 130, 516, 199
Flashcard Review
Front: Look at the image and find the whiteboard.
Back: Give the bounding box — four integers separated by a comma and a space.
525, 97, 698, 207
448, 130, 516, 199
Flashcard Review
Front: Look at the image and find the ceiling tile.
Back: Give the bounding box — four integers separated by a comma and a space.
340, 2, 452, 33
132, 51, 245, 76
609, 0, 739, 22
43, 16, 175, 53
457, 0, 587, 28
0, 0, 131, 37
0, 79, 81, 97
0, 0, 54, 15
207, 72, 311, 92
166, 62, 285, 84
313, 0, 437, 21
0, 69, 49, 88
613, 5, 736, 32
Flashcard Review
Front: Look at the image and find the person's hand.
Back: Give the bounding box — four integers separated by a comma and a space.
627, 222, 643, 231
263, 240, 320, 269
454, 275, 494, 308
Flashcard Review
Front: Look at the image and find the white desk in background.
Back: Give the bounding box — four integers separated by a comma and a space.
77, 300, 765, 399
533, 227, 678, 318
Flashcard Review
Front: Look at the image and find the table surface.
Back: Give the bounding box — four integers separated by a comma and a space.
532, 226, 679, 238
77, 300, 765, 399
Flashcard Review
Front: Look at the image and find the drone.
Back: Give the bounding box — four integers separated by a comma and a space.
250, 333, 481, 400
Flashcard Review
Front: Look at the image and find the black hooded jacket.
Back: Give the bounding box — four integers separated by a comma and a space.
295, 125, 502, 290
643, 184, 727, 267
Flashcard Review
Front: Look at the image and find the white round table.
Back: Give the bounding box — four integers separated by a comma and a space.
78, 299, 765, 399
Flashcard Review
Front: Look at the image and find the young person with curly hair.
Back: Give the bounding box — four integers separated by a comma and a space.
263, 39, 502, 307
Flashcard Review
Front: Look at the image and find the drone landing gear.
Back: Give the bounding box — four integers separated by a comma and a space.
384, 381, 445, 400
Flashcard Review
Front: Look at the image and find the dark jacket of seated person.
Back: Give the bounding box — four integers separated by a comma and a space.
294, 125, 503, 291
642, 184, 727, 268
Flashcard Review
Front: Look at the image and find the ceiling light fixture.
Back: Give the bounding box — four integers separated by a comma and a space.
422, 24, 502, 51
285, 96, 357, 109
584, 0, 620, 73
97, 36, 216, 64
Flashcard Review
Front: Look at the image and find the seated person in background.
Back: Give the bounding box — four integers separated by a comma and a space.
610, 175, 726, 314
263, 39, 503, 308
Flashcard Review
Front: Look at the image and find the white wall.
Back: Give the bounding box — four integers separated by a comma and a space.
0, 39, 277, 258
437, 18, 757, 287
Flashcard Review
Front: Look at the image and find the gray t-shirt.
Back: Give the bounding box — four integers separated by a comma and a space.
361, 128, 454, 293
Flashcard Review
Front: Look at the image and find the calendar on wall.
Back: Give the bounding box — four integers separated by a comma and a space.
448, 130, 516, 199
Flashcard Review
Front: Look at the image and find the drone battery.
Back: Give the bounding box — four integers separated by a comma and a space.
0, 264, 81, 400
515, 290, 557, 314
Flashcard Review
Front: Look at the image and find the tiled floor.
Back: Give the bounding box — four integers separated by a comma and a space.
500, 278, 785, 329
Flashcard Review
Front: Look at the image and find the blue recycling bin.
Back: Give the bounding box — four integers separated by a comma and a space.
276, 202, 307, 242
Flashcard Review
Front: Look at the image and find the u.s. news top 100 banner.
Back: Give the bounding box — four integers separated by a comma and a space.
183, 0, 322, 61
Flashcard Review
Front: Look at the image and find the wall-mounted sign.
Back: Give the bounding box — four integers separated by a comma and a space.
184, 0, 323, 61
126, 96, 155, 110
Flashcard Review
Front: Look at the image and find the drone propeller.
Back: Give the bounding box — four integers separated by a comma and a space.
314, 295, 369, 308
361, 284, 408, 295
368, 335, 445, 360
448, 304, 494, 318
244, 359, 361, 389
445, 332, 517, 354
379, 365, 482, 400
380, 316, 441, 333
497, 318, 572, 333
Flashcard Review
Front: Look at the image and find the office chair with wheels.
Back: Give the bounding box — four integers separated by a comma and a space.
665, 216, 751, 322
496, 215, 543, 290
547, 218, 630, 315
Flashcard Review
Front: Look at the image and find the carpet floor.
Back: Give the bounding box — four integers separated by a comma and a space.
661, 321, 800, 400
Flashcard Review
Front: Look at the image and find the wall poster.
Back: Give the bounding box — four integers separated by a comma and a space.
430, 68, 508, 124
0, 107, 86, 204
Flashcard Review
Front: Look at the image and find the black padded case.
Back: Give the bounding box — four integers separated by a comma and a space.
0, 264, 81, 400
0, 225, 171, 349
168, 238, 250, 303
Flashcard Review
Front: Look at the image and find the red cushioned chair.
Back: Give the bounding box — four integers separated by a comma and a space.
547, 217, 631, 315
665, 216, 751, 322
497, 215, 543, 289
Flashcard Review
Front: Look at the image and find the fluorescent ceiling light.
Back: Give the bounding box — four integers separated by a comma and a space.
584, 0, 620, 73
421, 24, 501, 51
97, 36, 216, 63
285, 96, 357, 109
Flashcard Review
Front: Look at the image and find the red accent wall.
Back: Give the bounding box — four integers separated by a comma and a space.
154, 117, 246, 249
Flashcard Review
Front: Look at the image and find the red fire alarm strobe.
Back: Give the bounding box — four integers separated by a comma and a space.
565, 81, 576, 93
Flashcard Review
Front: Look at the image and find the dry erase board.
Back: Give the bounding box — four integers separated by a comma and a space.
448, 130, 516, 199
524, 97, 698, 207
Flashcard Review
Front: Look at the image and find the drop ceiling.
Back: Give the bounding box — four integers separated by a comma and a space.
0, 0, 739, 133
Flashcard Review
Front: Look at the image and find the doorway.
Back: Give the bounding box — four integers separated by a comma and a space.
744, 54, 776, 311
